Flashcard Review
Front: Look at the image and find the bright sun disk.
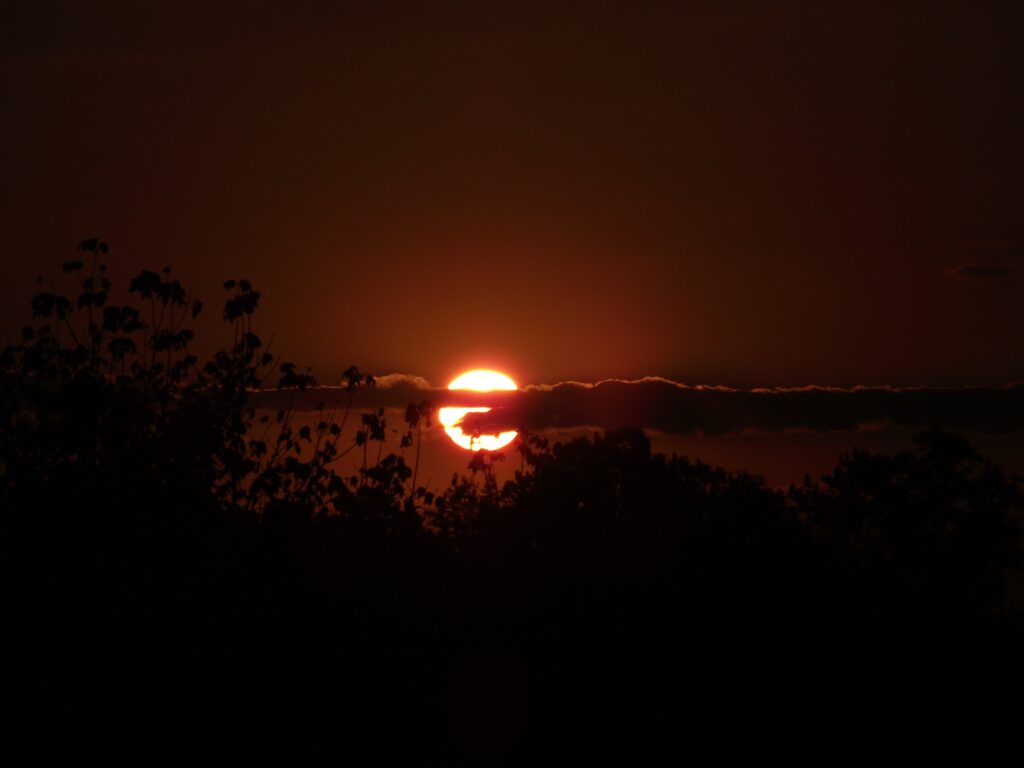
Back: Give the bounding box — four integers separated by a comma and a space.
439, 369, 518, 451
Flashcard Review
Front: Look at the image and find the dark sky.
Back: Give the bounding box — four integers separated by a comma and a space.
2, 1, 1022, 389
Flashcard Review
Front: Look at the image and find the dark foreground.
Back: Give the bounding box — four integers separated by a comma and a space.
3, 253, 1022, 758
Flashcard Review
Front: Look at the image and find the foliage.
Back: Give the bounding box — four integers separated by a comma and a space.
0, 239, 426, 528
3, 243, 1022, 756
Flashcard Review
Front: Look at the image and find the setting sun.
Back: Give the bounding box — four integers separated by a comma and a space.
439, 369, 518, 451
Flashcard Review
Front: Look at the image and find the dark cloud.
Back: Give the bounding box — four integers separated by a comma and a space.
948, 240, 1024, 280
252, 377, 1024, 437
249, 377, 445, 413
949, 264, 1021, 280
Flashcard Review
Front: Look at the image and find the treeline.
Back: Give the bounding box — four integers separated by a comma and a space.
3, 242, 1021, 758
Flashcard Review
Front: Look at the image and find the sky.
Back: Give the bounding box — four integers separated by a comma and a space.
2, 1, 1023, 480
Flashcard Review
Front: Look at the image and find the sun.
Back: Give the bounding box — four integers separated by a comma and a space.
438, 369, 518, 451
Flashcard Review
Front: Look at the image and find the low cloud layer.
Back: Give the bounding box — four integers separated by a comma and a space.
251, 377, 1024, 437
948, 240, 1024, 280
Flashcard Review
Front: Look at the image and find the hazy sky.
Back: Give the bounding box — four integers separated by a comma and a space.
2, 1, 1022, 388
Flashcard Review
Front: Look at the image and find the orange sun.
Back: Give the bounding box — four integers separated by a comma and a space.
438, 369, 518, 451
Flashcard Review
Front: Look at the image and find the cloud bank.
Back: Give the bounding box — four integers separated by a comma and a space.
948, 240, 1024, 280
251, 377, 1024, 437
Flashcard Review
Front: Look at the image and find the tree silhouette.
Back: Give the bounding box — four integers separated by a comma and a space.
3, 243, 1021, 760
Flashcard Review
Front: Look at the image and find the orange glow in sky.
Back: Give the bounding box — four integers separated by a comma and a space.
439, 369, 518, 451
